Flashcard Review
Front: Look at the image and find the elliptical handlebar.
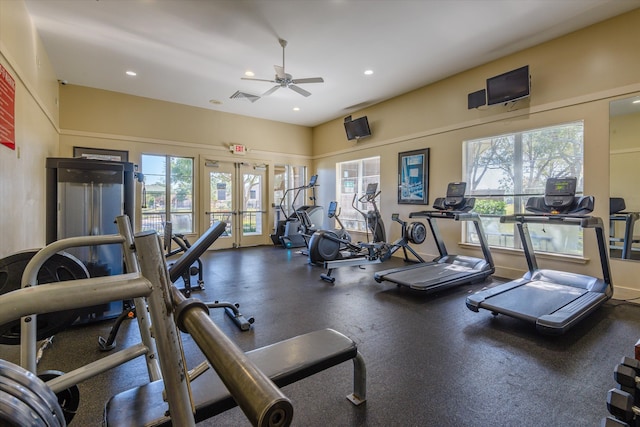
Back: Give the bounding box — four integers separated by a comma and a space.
352, 192, 365, 218
278, 175, 319, 217
358, 190, 380, 204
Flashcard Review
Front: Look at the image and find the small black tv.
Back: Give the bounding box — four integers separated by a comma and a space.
344, 116, 371, 141
486, 65, 530, 106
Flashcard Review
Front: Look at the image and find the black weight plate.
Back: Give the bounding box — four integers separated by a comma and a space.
0, 250, 89, 345
39, 370, 80, 425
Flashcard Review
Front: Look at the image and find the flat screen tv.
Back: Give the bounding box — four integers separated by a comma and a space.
344, 116, 371, 141
486, 65, 530, 106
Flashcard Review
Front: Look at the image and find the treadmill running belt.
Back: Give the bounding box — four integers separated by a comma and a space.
481, 280, 587, 321
382, 264, 476, 289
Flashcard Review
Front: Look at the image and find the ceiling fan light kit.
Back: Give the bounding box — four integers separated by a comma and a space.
233, 38, 324, 101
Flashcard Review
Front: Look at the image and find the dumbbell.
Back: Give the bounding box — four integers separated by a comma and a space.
621, 357, 640, 372
615, 362, 640, 401
606, 388, 640, 425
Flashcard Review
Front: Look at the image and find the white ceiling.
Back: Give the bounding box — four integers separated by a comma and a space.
23, 0, 640, 127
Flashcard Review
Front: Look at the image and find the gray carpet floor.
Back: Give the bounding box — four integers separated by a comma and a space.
1, 245, 639, 426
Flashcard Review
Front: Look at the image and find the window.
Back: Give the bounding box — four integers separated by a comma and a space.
336, 156, 380, 232
141, 154, 194, 234
463, 121, 584, 256
273, 165, 306, 218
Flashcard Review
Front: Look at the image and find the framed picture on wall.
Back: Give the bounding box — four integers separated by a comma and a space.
398, 148, 429, 204
73, 146, 129, 162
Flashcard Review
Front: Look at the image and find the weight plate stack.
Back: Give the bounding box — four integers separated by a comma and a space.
0, 250, 89, 345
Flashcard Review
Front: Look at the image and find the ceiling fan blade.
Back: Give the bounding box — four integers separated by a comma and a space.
262, 85, 281, 96
274, 65, 286, 80
289, 85, 311, 97
241, 77, 276, 83
291, 77, 324, 84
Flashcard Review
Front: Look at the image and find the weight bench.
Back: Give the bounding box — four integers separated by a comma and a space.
104, 328, 366, 426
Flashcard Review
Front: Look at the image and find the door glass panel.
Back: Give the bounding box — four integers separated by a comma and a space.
243, 173, 262, 236
209, 171, 233, 236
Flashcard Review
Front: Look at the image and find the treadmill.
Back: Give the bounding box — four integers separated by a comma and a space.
609, 197, 640, 260
374, 182, 495, 292
465, 177, 613, 335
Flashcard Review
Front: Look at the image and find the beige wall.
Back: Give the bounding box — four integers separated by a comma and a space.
313, 9, 640, 291
0, 0, 60, 258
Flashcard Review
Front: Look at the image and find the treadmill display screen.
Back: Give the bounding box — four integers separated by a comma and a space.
544, 177, 577, 209
446, 182, 466, 197
545, 177, 576, 196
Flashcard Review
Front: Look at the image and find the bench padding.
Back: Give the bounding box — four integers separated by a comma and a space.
104, 328, 361, 426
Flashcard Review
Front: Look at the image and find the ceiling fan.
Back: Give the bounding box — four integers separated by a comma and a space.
241, 39, 324, 98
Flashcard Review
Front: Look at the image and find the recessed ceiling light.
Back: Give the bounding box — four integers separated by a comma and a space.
364, 70, 374, 75
245, 71, 255, 77
293, 107, 300, 111
126, 70, 137, 76
209, 99, 222, 105
633, 99, 640, 104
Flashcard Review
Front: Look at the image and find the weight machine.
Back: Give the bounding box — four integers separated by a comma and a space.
0, 215, 366, 425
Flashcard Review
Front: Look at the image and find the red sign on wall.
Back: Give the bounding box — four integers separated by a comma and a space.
0, 63, 16, 150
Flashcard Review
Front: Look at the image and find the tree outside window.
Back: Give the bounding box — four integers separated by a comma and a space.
464, 121, 584, 255
141, 154, 194, 234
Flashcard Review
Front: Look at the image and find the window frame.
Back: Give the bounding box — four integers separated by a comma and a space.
462, 120, 585, 256
141, 154, 194, 234
273, 165, 307, 218
336, 156, 381, 233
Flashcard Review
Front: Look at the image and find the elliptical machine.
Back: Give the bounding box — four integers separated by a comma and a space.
308, 183, 426, 283
308, 183, 384, 266
270, 175, 323, 248
326, 201, 351, 242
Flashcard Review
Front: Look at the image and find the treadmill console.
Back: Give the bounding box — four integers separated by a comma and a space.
544, 177, 576, 209
308, 174, 318, 187
431, 182, 474, 211
444, 182, 467, 208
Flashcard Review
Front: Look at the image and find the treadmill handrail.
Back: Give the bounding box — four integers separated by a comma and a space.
501, 214, 604, 228
505, 213, 612, 288
409, 210, 480, 221
408, 209, 494, 269
609, 212, 640, 259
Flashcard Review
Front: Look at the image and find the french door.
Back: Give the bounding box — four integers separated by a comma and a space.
202, 160, 267, 249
